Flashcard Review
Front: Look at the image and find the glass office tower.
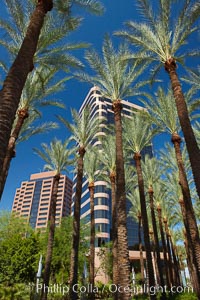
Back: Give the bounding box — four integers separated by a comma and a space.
72, 86, 152, 248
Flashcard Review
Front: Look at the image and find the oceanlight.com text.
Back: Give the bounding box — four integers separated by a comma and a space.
34, 283, 193, 296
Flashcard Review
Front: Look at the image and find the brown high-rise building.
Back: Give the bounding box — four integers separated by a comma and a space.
12, 171, 72, 229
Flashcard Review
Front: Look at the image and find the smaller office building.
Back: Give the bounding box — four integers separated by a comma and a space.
12, 171, 72, 229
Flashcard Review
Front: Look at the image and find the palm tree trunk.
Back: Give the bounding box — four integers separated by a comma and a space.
171, 132, 200, 294
112, 100, 130, 300
89, 182, 95, 300
138, 214, 145, 284
134, 153, 156, 300
157, 205, 171, 289
148, 187, 166, 299
165, 58, 200, 200
41, 173, 60, 300
69, 147, 85, 300
0, 109, 29, 199
110, 172, 119, 298
0, 0, 52, 175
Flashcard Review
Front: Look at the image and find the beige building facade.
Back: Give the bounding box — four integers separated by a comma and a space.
12, 171, 72, 229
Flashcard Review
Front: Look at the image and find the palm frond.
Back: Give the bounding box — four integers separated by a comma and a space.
18, 121, 59, 144
73, 0, 104, 15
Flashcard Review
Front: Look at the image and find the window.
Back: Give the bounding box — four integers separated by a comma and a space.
94, 210, 109, 219
40, 207, 48, 211
37, 222, 46, 226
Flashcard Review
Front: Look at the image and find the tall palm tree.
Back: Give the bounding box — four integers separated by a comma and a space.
123, 113, 157, 300
142, 87, 200, 292
83, 149, 100, 300
33, 138, 72, 300
115, 0, 200, 200
58, 108, 100, 300
0, 0, 104, 186
75, 36, 149, 300
99, 134, 118, 288
0, 67, 67, 199
142, 156, 166, 297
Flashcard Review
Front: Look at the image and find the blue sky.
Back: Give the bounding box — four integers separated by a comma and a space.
0, 0, 198, 211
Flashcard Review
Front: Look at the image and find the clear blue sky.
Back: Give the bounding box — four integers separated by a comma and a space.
0, 0, 196, 211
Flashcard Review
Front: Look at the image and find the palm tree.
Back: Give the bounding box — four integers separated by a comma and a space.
142, 87, 200, 293
75, 36, 149, 300
142, 156, 166, 297
33, 138, 72, 300
58, 108, 100, 300
0, 67, 67, 199
99, 134, 118, 288
83, 149, 100, 300
123, 112, 157, 300
115, 0, 200, 200
0, 0, 104, 187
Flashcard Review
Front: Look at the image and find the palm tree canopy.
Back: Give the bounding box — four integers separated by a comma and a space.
75, 36, 149, 101
58, 107, 100, 150
141, 87, 180, 135
33, 138, 72, 175
115, 0, 200, 71
83, 149, 100, 184
123, 112, 156, 154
